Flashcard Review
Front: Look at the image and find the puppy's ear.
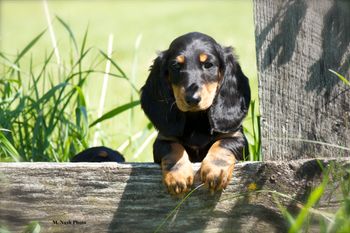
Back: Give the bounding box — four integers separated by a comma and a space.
141, 51, 185, 137
209, 46, 251, 133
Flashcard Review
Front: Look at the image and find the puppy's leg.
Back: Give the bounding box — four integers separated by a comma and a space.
200, 134, 245, 192
154, 139, 194, 195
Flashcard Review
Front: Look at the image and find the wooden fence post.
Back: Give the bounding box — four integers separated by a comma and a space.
254, 0, 350, 160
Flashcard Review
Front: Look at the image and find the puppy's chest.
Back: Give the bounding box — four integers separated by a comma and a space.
181, 112, 214, 149
176, 112, 220, 162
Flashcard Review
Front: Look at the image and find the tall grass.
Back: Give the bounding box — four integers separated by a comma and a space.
243, 100, 261, 161
0, 18, 143, 162
0, 26, 88, 161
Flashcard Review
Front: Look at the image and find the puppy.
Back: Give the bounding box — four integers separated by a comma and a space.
141, 32, 250, 195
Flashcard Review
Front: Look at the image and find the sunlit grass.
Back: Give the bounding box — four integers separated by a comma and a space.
0, 16, 150, 161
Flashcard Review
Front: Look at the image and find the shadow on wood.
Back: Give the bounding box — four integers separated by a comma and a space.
0, 158, 348, 232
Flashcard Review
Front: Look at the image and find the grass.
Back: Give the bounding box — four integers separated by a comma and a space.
1, 25, 90, 161
0, 18, 151, 161
0, 0, 259, 162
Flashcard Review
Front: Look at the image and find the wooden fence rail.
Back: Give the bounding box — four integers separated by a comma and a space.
0, 159, 349, 232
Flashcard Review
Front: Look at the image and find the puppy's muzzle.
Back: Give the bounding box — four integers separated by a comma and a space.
184, 83, 201, 106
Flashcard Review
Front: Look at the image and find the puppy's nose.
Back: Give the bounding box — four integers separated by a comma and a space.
184, 83, 201, 105
185, 94, 201, 105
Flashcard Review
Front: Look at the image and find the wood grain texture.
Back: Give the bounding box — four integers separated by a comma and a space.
0, 159, 348, 233
254, 0, 350, 160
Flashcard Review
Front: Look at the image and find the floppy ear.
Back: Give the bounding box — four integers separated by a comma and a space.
209, 46, 251, 133
140, 51, 185, 137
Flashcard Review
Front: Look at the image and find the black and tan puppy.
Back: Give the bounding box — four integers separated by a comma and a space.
141, 32, 250, 195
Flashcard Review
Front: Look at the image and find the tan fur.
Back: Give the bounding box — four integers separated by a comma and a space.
171, 85, 188, 111
172, 82, 218, 112
176, 55, 185, 64
199, 82, 218, 110
199, 53, 208, 62
200, 141, 236, 192
98, 151, 108, 158
161, 143, 194, 195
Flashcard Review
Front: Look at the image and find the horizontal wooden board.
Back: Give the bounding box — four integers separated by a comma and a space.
0, 159, 348, 232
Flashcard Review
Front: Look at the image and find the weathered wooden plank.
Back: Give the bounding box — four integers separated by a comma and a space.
0, 159, 348, 233
254, 0, 350, 160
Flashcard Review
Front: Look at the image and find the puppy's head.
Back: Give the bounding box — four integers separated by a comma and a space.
141, 32, 250, 135
165, 32, 223, 112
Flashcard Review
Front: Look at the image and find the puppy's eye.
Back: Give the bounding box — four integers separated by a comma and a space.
203, 62, 213, 69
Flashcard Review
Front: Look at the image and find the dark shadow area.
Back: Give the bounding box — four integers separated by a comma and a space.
224, 203, 289, 233
287, 160, 324, 211
218, 163, 289, 233
259, 0, 307, 71
108, 163, 299, 233
108, 165, 221, 233
286, 159, 344, 228
219, 161, 327, 233
305, 0, 350, 94
293, 129, 322, 161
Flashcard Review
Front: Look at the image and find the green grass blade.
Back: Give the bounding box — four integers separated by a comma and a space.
0, 52, 20, 71
99, 49, 128, 78
329, 69, 350, 86
47, 87, 77, 134
289, 171, 329, 233
74, 85, 88, 137
36, 49, 55, 82
74, 85, 87, 107
23, 221, 41, 233
67, 47, 93, 78
56, 16, 79, 54
273, 195, 296, 227
80, 25, 89, 56
14, 29, 46, 64
0, 130, 21, 162
255, 114, 262, 161
28, 82, 68, 111
89, 100, 140, 127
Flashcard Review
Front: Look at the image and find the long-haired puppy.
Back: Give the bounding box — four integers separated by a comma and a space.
141, 32, 250, 195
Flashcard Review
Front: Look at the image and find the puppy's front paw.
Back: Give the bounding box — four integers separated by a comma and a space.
163, 160, 194, 196
200, 152, 235, 193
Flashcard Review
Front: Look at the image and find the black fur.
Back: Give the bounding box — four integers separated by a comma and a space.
71, 146, 125, 162
141, 32, 251, 162
208, 46, 251, 133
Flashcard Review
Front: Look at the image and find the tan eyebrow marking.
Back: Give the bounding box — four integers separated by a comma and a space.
199, 53, 208, 62
176, 55, 185, 64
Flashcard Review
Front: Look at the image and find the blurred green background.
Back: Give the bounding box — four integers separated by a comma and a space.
0, 0, 258, 162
